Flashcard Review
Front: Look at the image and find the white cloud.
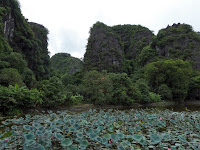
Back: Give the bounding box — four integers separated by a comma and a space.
18, 0, 200, 58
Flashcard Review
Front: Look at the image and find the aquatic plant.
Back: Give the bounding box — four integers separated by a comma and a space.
0, 108, 200, 149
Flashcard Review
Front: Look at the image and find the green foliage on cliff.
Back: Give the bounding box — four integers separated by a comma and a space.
0, 0, 50, 88
112, 24, 154, 59
84, 22, 124, 73
83, 22, 200, 104
153, 23, 200, 70
51, 53, 83, 75
84, 22, 155, 73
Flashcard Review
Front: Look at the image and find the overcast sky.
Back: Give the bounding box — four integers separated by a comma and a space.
18, 0, 200, 58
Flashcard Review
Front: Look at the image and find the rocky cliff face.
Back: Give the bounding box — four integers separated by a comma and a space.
3, 13, 14, 40
84, 22, 124, 72
112, 25, 154, 59
0, 0, 50, 87
29, 22, 50, 78
0, 0, 50, 80
154, 23, 200, 71
51, 53, 83, 75
84, 22, 154, 72
84, 22, 200, 72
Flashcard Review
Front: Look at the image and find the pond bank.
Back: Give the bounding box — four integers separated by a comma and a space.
26, 100, 200, 114
1, 101, 200, 119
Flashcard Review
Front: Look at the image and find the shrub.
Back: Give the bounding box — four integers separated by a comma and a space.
108, 73, 141, 105
82, 71, 141, 105
35, 76, 66, 107
0, 68, 24, 87
135, 79, 151, 103
82, 70, 113, 105
0, 84, 43, 115
188, 75, 200, 100
70, 94, 83, 105
149, 92, 161, 102
158, 84, 172, 100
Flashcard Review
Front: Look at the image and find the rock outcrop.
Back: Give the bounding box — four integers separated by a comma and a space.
3, 13, 14, 40
112, 25, 154, 59
0, 0, 50, 87
84, 22, 124, 72
84, 22, 154, 72
84, 22, 200, 72
154, 23, 200, 71
51, 53, 83, 75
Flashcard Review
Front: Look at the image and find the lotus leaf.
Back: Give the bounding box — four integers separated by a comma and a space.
36, 130, 43, 136
89, 133, 97, 140
114, 122, 120, 128
68, 144, 78, 150
111, 133, 118, 142
150, 134, 162, 145
61, 138, 73, 147
11, 125, 17, 130
33, 143, 46, 150
38, 127, 44, 132
132, 134, 143, 142
103, 134, 111, 140
1, 121, 9, 125
33, 123, 41, 129
178, 136, 188, 143
118, 145, 126, 150
117, 133, 124, 139
55, 133, 64, 140
24, 134, 35, 141
23, 125, 31, 130
80, 139, 89, 149
25, 114, 31, 119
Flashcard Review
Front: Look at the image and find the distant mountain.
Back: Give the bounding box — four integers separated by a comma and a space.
50, 53, 83, 75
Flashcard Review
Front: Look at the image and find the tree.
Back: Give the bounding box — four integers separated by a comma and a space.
0, 68, 24, 86
82, 71, 142, 105
3, 52, 27, 73
82, 70, 113, 105
188, 75, 200, 100
108, 73, 141, 105
144, 59, 193, 102
137, 46, 158, 66
35, 76, 66, 107
0, 84, 43, 115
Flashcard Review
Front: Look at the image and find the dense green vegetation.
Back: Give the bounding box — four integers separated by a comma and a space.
1, 0, 200, 117
0, 84, 42, 115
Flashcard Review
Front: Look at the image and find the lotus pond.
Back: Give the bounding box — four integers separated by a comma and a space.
0, 108, 200, 150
